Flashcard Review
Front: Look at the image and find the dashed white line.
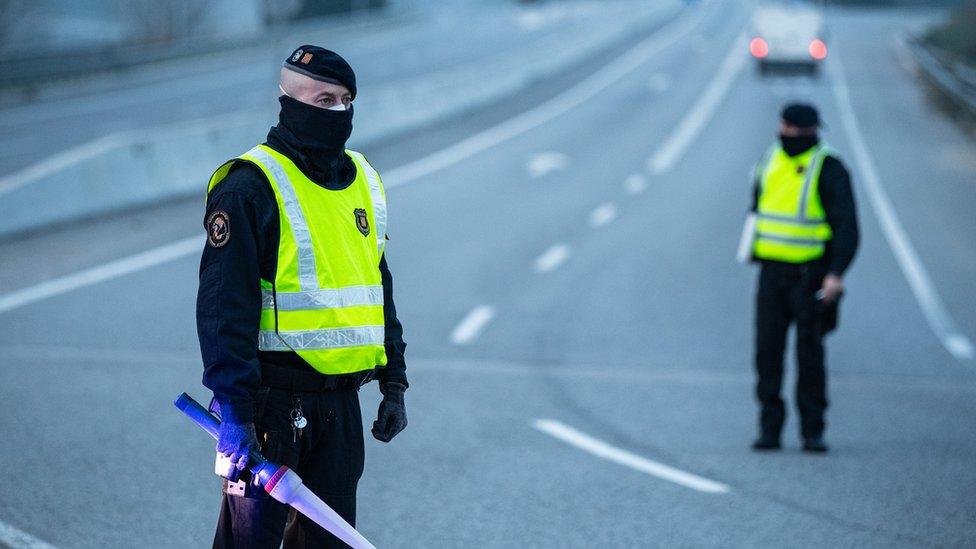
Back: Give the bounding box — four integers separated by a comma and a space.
532, 419, 731, 494
693, 35, 710, 54
0, 519, 58, 549
648, 32, 748, 174
0, 236, 202, 315
624, 174, 647, 195
382, 3, 710, 188
829, 51, 974, 361
588, 203, 618, 228
647, 72, 672, 94
526, 152, 569, 178
534, 244, 572, 273
0, 4, 712, 316
450, 305, 496, 345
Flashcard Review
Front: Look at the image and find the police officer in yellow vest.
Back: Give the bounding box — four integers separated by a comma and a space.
196, 46, 409, 547
749, 104, 858, 454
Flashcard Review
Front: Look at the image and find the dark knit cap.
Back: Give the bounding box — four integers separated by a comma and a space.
781, 103, 820, 128
283, 45, 357, 100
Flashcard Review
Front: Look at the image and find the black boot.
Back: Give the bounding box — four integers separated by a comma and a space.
802, 437, 829, 453
751, 433, 781, 451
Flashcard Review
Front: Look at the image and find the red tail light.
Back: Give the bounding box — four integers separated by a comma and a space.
750, 37, 769, 59
809, 39, 827, 60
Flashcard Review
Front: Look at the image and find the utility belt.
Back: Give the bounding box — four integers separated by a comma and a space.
260, 364, 374, 393
759, 258, 828, 279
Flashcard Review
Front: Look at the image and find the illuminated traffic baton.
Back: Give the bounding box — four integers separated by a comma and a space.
174, 392, 377, 549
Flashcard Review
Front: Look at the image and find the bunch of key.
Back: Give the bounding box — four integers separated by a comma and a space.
291, 395, 307, 442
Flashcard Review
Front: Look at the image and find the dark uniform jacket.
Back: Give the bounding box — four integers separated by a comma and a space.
196, 126, 407, 424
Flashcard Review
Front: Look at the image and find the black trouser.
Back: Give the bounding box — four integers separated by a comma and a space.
213, 386, 365, 549
755, 261, 829, 440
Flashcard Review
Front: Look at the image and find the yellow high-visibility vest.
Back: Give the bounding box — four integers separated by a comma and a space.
753, 144, 833, 263
208, 144, 388, 375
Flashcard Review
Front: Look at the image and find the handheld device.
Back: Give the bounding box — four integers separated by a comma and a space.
174, 392, 376, 549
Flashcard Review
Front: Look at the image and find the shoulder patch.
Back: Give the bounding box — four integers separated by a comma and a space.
207, 210, 230, 248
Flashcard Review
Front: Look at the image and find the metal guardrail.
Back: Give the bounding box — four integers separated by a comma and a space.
905, 38, 976, 116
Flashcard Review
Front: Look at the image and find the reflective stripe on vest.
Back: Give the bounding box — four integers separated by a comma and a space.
247, 147, 319, 290
258, 326, 385, 351
261, 285, 384, 311
753, 144, 833, 264
208, 144, 388, 375
346, 150, 387, 257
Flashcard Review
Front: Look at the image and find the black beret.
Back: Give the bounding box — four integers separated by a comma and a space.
781, 103, 820, 128
283, 45, 357, 100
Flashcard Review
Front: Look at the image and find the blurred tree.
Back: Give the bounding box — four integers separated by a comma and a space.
262, 0, 305, 24
263, 0, 385, 22
926, 0, 976, 65
0, 0, 30, 51
116, 0, 212, 45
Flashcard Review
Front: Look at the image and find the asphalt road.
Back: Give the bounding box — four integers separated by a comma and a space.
1, 0, 975, 547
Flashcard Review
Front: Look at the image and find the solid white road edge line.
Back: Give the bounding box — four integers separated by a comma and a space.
532, 419, 731, 494
829, 51, 974, 361
534, 244, 572, 273
0, 236, 203, 315
0, 519, 58, 549
382, 2, 711, 188
648, 31, 748, 174
0, 2, 714, 316
450, 305, 496, 345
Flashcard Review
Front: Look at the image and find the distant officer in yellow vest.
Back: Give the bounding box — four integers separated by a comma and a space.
748, 103, 859, 454
196, 45, 409, 547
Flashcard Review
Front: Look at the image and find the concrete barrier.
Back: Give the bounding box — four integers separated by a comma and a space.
0, 1, 681, 238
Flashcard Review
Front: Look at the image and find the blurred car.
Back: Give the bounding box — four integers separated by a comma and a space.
749, 2, 827, 75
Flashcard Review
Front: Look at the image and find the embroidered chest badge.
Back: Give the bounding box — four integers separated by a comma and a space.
354, 208, 370, 237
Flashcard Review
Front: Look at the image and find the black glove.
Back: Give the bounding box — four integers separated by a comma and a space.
216, 420, 258, 472
372, 382, 407, 443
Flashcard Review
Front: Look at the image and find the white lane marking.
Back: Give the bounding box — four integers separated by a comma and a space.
648, 32, 748, 174
532, 419, 731, 494
450, 305, 496, 345
647, 72, 672, 94
588, 203, 618, 228
534, 244, 571, 273
526, 152, 569, 178
829, 52, 974, 361
624, 174, 647, 195
0, 236, 202, 315
382, 3, 711, 188
0, 519, 58, 549
0, 4, 714, 315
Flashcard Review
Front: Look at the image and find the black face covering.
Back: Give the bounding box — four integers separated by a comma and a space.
268, 95, 356, 188
779, 134, 819, 157
278, 95, 352, 156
